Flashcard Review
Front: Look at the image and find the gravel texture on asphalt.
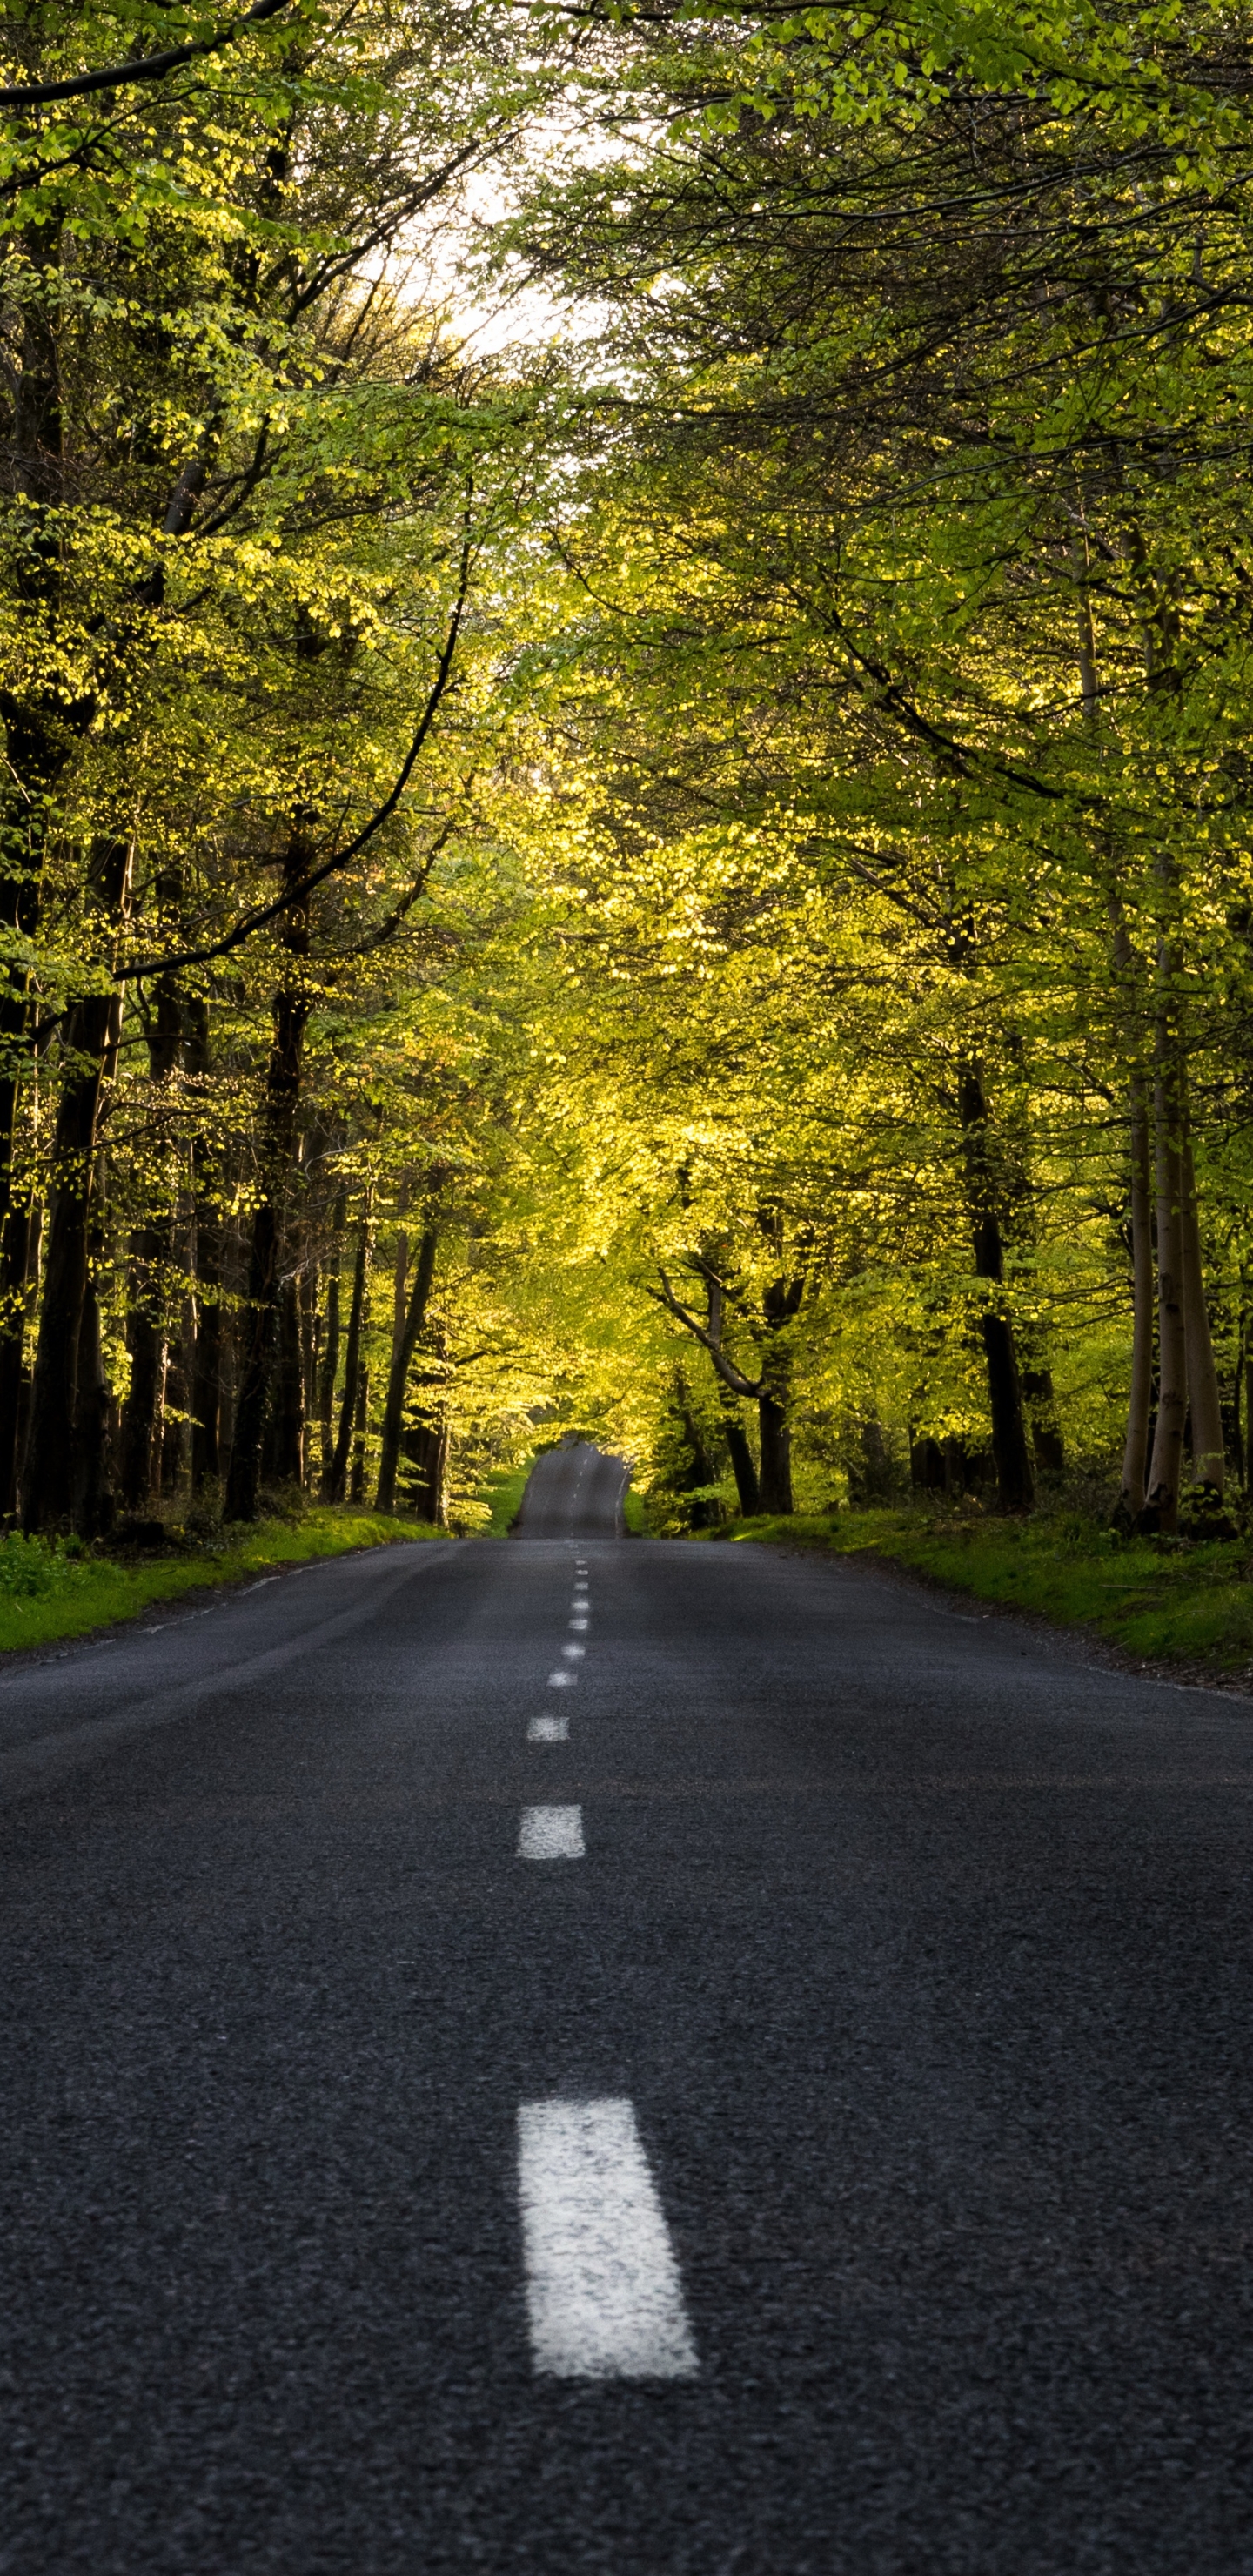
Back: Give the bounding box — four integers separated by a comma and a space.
2, 1505, 1252, 2573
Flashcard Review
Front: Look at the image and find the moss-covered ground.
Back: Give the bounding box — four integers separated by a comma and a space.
694, 1505, 1253, 1681
0, 1506, 448, 1655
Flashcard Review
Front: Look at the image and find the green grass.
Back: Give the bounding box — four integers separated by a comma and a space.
697, 1505, 1253, 1677
622, 1487, 647, 1535
479, 1458, 535, 1534
0, 1506, 448, 1654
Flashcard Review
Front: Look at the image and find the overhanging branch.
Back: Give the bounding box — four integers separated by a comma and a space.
0, 0, 294, 107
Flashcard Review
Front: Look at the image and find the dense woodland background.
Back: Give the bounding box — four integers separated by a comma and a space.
1, 0, 1252, 1546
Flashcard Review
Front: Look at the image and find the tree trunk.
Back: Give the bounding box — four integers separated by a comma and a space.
757, 1390, 793, 1514
1119, 1066, 1155, 1519
224, 834, 311, 1522
118, 975, 183, 1508
405, 1411, 448, 1524
1145, 996, 1187, 1533
318, 1188, 346, 1494
160, 1334, 186, 1497
271, 1267, 305, 1483
957, 1063, 1035, 1513
299, 1261, 318, 1481
1179, 1127, 1224, 1494
328, 1207, 371, 1505
185, 999, 221, 1494
350, 1362, 369, 1502
71, 1155, 115, 1541
376, 1223, 438, 1511
22, 992, 118, 1532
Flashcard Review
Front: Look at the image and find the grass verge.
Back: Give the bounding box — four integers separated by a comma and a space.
0, 1506, 448, 1655
698, 1506, 1253, 1680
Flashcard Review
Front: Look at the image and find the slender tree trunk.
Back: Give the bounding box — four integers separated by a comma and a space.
957, 1063, 1035, 1513
299, 1262, 317, 1483
318, 1187, 346, 1494
1120, 1067, 1155, 1519
118, 975, 183, 1508
0, 1184, 32, 1516
272, 1268, 305, 1483
224, 835, 311, 1522
1179, 1126, 1224, 1494
350, 1362, 369, 1503
22, 985, 122, 1532
376, 1224, 438, 1511
70, 1150, 117, 1540
1145, 992, 1187, 1532
329, 1206, 371, 1505
184, 999, 221, 1494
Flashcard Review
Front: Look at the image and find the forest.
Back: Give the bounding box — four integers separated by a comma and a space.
1, 0, 1252, 1584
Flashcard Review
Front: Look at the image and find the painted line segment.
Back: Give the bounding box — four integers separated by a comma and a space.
516, 2099, 698, 2379
518, 1804, 585, 1859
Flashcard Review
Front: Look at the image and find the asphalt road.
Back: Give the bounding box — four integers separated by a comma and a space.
3, 1499, 1253, 2573
513, 1442, 628, 1537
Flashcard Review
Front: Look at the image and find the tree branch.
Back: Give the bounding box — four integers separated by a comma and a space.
120, 527, 474, 982
0, 0, 294, 107
645, 1266, 761, 1398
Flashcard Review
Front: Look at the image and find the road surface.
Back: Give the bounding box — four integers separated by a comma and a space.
2, 1499, 1252, 2572
513, 1441, 628, 1536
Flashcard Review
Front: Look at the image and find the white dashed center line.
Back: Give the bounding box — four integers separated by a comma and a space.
568, 1616, 589, 1633
516, 2099, 698, 2380
548, 1668, 575, 1687
518, 1804, 585, 1860
561, 1641, 585, 1661
528, 1713, 569, 1742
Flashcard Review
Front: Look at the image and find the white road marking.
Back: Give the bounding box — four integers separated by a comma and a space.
568, 1616, 589, 1633
516, 2099, 698, 2380
518, 1804, 585, 1859
528, 1713, 569, 1741
562, 1642, 585, 1660
548, 1669, 575, 1687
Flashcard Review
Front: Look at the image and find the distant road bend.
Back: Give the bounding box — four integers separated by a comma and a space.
3, 1442, 1252, 2572
513, 1439, 628, 1537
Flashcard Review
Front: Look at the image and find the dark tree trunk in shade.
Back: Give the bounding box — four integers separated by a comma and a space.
404, 1412, 448, 1524
224, 835, 311, 1522
185, 997, 222, 1493
22, 984, 121, 1533
71, 1159, 114, 1535
118, 974, 183, 1508
376, 1224, 438, 1512
714, 1379, 760, 1514
756, 1389, 793, 1514
299, 1263, 318, 1480
1145, 985, 1187, 1533
349, 1362, 369, 1502
0, 1197, 32, 1516
160, 1334, 185, 1495
328, 1209, 370, 1504
318, 1189, 346, 1494
272, 1268, 305, 1484
1120, 1065, 1155, 1519
956, 1062, 1035, 1513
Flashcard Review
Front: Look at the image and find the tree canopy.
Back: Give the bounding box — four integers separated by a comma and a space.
1, 0, 1250, 1538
